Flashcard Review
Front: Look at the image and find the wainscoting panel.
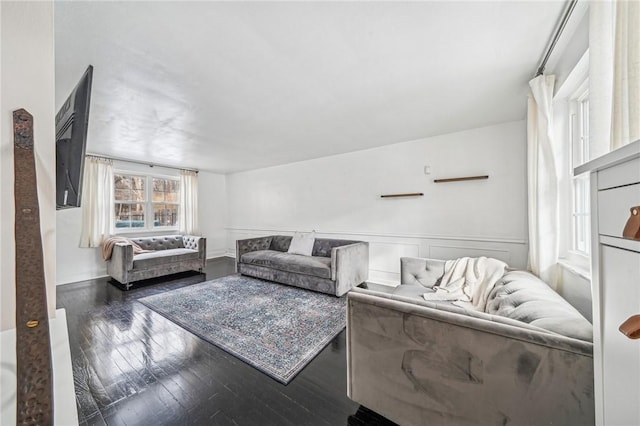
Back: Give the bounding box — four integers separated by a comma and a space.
227, 227, 528, 286
369, 242, 420, 286
429, 245, 511, 264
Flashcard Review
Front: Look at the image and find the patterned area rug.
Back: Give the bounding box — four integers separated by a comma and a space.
137, 274, 346, 384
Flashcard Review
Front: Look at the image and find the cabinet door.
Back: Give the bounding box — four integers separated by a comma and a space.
601, 245, 640, 425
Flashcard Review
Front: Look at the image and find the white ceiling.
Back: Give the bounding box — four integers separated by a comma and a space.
55, 1, 568, 174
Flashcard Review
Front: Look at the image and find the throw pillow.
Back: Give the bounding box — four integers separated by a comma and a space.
287, 231, 316, 256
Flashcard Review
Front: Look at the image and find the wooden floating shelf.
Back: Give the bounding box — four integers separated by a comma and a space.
380, 192, 424, 198
433, 175, 489, 183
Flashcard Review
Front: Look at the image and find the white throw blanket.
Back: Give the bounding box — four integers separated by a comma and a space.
423, 257, 508, 311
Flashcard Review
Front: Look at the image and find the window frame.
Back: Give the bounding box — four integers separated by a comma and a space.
566, 80, 591, 271
113, 170, 180, 234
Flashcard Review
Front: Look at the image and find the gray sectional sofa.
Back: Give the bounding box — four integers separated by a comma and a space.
236, 235, 369, 296
107, 235, 206, 289
347, 257, 594, 426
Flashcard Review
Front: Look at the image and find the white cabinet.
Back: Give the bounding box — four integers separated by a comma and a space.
576, 140, 640, 426
600, 245, 640, 424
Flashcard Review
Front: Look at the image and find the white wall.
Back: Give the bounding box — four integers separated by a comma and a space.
1, 1, 56, 330
551, 6, 589, 94
226, 121, 528, 284
56, 164, 228, 285
199, 171, 228, 258
56, 207, 105, 285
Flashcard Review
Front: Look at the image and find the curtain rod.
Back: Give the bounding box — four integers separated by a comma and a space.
86, 153, 198, 173
535, 0, 578, 77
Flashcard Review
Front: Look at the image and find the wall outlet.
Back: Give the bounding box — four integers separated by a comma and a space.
424, 165, 431, 175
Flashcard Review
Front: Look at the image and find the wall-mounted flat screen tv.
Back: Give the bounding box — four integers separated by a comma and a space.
56, 65, 93, 209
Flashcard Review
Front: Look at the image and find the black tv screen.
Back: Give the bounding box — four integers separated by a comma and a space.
56, 65, 93, 209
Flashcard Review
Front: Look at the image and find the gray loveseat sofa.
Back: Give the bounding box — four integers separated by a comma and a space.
107, 235, 206, 290
236, 235, 369, 296
347, 257, 594, 426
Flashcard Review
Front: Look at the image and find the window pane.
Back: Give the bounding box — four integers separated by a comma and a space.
131, 177, 146, 202
153, 178, 166, 202
167, 180, 179, 192
131, 176, 145, 191
152, 178, 179, 202
581, 99, 590, 163
153, 178, 165, 192
154, 203, 178, 227
114, 203, 129, 228
115, 175, 146, 202
571, 175, 591, 255
166, 180, 179, 203
114, 175, 130, 201
114, 203, 145, 228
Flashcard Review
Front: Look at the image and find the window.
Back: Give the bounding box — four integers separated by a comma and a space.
152, 177, 179, 227
569, 85, 590, 257
114, 173, 179, 231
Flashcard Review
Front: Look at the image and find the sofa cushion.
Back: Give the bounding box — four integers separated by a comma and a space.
241, 250, 332, 279
130, 235, 185, 251
400, 257, 446, 288
486, 270, 593, 341
270, 235, 292, 252
133, 248, 199, 269
392, 284, 435, 299
287, 231, 316, 256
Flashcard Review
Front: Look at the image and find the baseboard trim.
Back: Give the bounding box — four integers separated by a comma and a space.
206, 249, 227, 259
207, 254, 235, 261
56, 273, 109, 286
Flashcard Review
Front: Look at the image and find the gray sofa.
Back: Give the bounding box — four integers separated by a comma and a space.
107, 235, 206, 290
236, 235, 369, 296
347, 257, 594, 426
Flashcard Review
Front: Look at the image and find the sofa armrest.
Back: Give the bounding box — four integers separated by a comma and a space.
331, 242, 369, 296
236, 236, 273, 269
183, 235, 206, 269
400, 257, 446, 287
106, 243, 134, 284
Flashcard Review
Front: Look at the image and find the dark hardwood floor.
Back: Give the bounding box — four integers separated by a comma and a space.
57, 257, 396, 426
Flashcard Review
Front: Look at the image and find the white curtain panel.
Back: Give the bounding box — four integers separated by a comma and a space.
591, 0, 640, 154
589, 0, 615, 160
79, 156, 114, 248
178, 170, 199, 235
611, 0, 640, 150
527, 75, 559, 287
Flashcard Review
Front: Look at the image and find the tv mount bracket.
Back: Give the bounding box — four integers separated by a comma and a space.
13, 109, 53, 425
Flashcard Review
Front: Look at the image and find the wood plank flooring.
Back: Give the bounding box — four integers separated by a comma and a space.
57, 257, 396, 426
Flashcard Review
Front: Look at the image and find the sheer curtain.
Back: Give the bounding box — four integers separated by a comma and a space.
611, 0, 640, 149
527, 75, 559, 286
591, 0, 640, 154
589, 0, 614, 160
79, 156, 114, 248
178, 170, 199, 235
